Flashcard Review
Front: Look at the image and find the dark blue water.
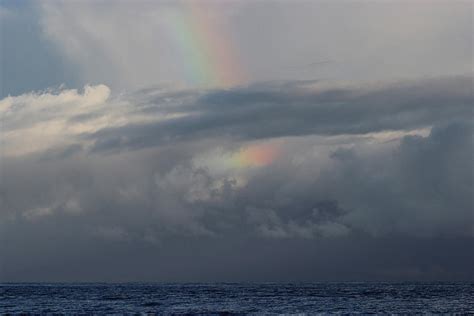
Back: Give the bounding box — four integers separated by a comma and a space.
1, 283, 473, 314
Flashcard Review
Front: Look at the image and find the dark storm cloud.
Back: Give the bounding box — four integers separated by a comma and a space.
1, 118, 473, 281
1, 76, 473, 282
198, 120, 473, 240
86, 76, 473, 153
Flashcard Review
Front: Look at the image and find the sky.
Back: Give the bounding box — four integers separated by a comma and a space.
0, 0, 473, 282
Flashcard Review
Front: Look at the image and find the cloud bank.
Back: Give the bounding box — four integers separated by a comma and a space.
1, 76, 472, 281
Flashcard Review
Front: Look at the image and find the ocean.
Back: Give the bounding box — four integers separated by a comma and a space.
1, 283, 473, 314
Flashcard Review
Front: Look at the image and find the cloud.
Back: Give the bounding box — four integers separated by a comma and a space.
36, 1, 472, 90
3, 76, 470, 158
0, 76, 472, 281
1, 113, 472, 241
23, 206, 53, 221
1, 0, 472, 283
0, 84, 110, 156
83, 75, 473, 153
87, 77, 473, 151
1, 77, 471, 239
324, 120, 474, 238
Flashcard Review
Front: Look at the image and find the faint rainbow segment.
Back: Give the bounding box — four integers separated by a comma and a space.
231, 143, 281, 168
163, 2, 246, 88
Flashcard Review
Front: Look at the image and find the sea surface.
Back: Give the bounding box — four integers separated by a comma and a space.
1, 283, 473, 314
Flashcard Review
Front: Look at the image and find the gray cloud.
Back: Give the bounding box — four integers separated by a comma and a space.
35, 1, 473, 90
85, 76, 472, 153
1, 110, 472, 281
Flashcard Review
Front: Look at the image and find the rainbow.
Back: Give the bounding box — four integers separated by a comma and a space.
231, 143, 280, 168
164, 3, 245, 87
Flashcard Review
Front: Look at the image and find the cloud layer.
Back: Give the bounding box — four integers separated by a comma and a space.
37, 1, 472, 90
2, 76, 471, 156
1, 76, 472, 281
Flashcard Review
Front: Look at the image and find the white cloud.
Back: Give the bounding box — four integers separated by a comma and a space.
23, 206, 53, 221
0, 85, 110, 156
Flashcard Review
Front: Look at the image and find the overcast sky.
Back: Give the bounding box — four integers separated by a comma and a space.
0, 0, 473, 282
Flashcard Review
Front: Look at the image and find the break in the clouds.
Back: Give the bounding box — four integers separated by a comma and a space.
0, 0, 473, 282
